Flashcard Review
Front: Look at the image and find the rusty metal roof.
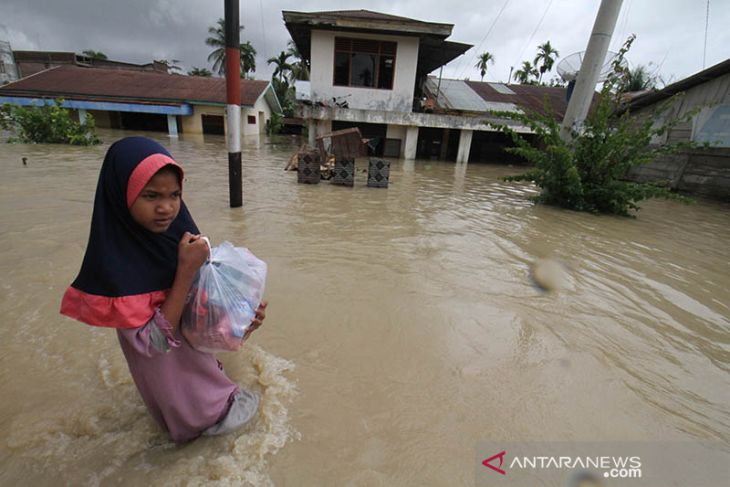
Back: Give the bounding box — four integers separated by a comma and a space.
0, 65, 271, 107
465, 81, 569, 119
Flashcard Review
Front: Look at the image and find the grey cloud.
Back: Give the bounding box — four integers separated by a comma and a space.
2, 0, 728, 84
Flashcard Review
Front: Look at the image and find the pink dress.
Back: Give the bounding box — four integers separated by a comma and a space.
116, 309, 258, 442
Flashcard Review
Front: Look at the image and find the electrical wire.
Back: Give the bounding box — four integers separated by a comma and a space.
512, 0, 554, 79
613, 0, 632, 50
703, 0, 710, 69
453, 0, 511, 81
259, 0, 268, 71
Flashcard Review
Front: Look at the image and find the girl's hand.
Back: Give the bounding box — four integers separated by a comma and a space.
243, 300, 268, 342
177, 232, 210, 277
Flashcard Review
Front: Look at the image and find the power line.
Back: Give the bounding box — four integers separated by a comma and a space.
259, 0, 268, 60
703, 0, 710, 68
613, 0, 632, 50
454, 0, 511, 81
512, 0, 554, 75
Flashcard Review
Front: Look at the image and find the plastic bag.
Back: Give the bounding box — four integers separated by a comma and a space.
181, 240, 267, 353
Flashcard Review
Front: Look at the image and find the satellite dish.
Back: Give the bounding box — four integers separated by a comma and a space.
557, 51, 626, 82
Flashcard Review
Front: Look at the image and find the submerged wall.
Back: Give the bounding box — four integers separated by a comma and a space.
626, 147, 730, 201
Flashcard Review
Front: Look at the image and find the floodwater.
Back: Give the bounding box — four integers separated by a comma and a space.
0, 130, 728, 486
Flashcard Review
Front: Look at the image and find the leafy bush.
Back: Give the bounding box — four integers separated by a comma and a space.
488, 36, 694, 216
0, 99, 101, 145
266, 112, 284, 135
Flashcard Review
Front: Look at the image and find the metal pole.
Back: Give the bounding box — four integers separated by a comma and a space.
560, 0, 623, 141
225, 0, 242, 207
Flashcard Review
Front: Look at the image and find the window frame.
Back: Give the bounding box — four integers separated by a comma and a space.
332, 37, 397, 91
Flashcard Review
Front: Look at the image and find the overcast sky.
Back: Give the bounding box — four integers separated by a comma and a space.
2, 0, 728, 86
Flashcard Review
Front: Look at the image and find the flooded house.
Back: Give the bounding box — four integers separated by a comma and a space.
0, 62, 282, 137
625, 58, 730, 200
284, 9, 568, 163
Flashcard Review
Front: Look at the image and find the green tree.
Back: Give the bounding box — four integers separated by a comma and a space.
534, 41, 559, 83
238, 41, 257, 78
271, 77, 294, 117
618, 64, 658, 93
286, 40, 310, 81
205, 18, 257, 77
513, 61, 539, 84
488, 36, 694, 217
475, 51, 495, 82
188, 67, 213, 77
267, 51, 292, 83
81, 50, 108, 60
0, 99, 100, 145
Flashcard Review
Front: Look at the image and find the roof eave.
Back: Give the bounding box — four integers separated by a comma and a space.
629, 57, 730, 110
283, 10, 453, 37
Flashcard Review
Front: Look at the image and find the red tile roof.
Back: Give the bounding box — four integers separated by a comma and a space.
0, 65, 270, 106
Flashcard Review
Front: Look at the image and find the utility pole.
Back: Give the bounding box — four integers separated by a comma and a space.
560, 0, 623, 141
225, 0, 242, 207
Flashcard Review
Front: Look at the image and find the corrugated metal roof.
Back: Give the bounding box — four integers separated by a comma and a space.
629, 57, 730, 110
466, 80, 569, 118
486, 82, 516, 95
423, 77, 569, 119
0, 65, 271, 107
424, 77, 519, 113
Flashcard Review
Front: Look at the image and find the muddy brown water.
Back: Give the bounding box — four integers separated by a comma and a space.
0, 130, 728, 486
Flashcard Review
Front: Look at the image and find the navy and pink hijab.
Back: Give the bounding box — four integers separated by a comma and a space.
61, 136, 198, 328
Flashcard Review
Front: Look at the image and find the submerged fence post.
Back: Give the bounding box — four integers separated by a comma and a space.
225, 0, 242, 207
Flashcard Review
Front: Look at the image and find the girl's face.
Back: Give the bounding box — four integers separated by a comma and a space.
129, 169, 181, 233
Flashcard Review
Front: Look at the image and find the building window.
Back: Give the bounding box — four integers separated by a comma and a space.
333, 37, 396, 90
247, 115, 256, 124
0, 61, 5, 74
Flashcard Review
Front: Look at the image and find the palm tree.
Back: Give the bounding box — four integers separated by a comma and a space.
267, 51, 292, 83
619, 65, 658, 93
239, 41, 256, 78
205, 18, 257, 77
286, 40, 310, 81
534, 41, 560, 83
188, 67, 212, 77
82, 50, 107, 60
513, 61, 539, 85
474, 51, 495, 82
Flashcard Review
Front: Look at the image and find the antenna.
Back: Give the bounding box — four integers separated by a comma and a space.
556, 50, 626, 83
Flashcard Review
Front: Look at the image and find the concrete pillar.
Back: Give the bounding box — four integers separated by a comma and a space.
167, 114, 179, 137
307, 119, 316, 147
78, 109, 87, 124
404, 126, 419, 160
440, 128, 451, 160
560, 0, 623, 140
456, 129, 473, 164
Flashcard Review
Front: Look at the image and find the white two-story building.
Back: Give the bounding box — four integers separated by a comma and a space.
285, 9, 558, 164
285, 10, 474, 161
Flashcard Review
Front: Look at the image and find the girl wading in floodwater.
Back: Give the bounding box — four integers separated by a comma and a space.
60, 136, 267, 442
